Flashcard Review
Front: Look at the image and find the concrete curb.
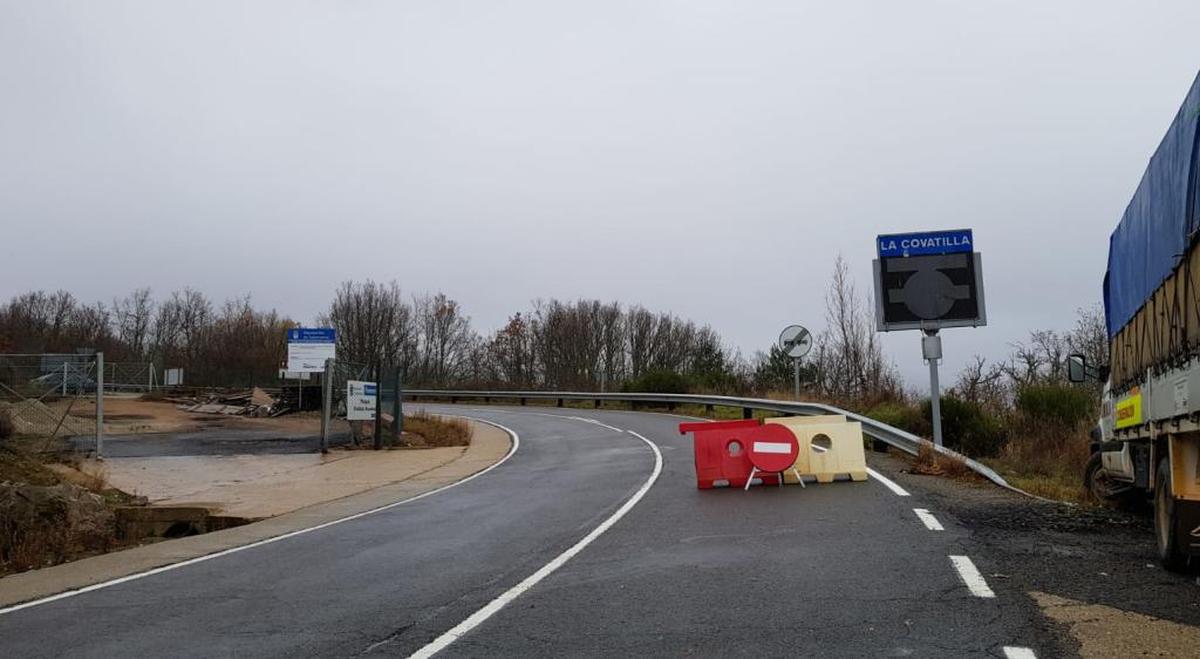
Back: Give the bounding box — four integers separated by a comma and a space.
0, 418, 512, 610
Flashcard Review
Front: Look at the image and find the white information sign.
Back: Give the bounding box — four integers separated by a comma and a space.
287, 328, 336, 373
346, 380, 377, 421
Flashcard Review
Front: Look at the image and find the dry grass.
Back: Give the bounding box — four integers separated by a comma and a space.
403, 411, 472, 447
981, 425, 1092, 504
910, 442, 977, 480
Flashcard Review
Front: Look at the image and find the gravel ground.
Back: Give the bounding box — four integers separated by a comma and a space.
879, 450, 1200, 656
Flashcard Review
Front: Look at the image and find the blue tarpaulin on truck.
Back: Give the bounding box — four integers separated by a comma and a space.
1105, 71, 1200, 338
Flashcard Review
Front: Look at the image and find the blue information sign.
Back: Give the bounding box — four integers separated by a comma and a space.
877, 229, 973, 258
287, 328, 336, 343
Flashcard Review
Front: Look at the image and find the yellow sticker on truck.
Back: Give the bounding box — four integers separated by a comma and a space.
1115, 388, 1143, 429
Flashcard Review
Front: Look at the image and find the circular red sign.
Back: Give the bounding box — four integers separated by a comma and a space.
746, 424, 800, 472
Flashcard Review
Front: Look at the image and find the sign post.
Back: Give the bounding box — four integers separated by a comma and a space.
874, 229, 986, 448
778, 325, 813, 401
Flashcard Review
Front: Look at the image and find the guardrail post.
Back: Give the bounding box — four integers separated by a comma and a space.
556, 398, 563, 407
742, 407, 752, 420
593, 399, 600, 409
705, 403, 714, 416
667, 402, 676, 412
520, 397, 526, 406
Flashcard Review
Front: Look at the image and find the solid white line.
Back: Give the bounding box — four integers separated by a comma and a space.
0, 417, 522, 617
866, 467, 910, 497
913, 508, 945, 531
1003, 647, 1037, 659
949, 555, 995, 598
409, 429, 664, 659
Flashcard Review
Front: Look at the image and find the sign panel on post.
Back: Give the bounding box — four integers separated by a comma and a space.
346, 381, 377, 421
287, 328, 336, 373
873, 229, 985, 332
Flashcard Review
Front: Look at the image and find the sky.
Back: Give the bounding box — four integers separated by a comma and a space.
2, 1, 1199, 389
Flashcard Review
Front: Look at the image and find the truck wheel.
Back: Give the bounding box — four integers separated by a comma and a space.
1155, 457, 1190, 571
1084, 453, 1134, 507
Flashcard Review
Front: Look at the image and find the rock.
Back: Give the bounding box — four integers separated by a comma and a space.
0, 481, 116, 567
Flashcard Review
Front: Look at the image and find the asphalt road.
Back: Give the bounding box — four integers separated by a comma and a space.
1, 405, 1062, 657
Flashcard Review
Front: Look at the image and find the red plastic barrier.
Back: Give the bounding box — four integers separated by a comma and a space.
679, 419, 790, 489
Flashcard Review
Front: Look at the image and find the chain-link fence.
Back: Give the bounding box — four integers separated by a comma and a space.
0, 353, 102, 449
319, 360, 404, 451
104, 361, 157, 392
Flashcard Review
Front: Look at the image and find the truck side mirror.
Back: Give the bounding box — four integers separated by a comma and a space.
1067, 354, 1088, 383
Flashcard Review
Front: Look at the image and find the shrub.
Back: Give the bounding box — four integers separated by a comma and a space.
402, 411, 472, 447
621, 369, 690, 394
865, 401, 930, 437
1015, 384, 1095, 429
922, 395, 1007, 457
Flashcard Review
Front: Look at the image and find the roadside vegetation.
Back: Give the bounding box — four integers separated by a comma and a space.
402, 412, 472, 447
0, 431, 145, 576
0, 256, 1106, 504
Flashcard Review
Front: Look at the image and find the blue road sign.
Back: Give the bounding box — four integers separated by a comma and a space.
287, 328, 336, 343
877, 229, 973, 258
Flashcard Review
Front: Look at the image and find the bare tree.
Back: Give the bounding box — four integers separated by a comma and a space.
324, 280, 416, 369
113, 288, 155, 359
814, 255, 900, 403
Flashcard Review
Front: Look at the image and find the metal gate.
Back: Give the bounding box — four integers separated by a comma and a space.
0, 353, 104, 453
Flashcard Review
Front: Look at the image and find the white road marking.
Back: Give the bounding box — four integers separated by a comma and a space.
0, 418, 522, 617
1003, 647, 1037, 659
567, 416, 624, 433
913, 508, 945, 531
409, 429, 664, 659
866, 467, 910, 497
949, 555, 996, 598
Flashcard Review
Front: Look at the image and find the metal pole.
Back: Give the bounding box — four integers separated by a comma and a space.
320, 358, 332, 454
793, 358, 800, 401
373, 364, 383, 450
392, 367, 403, 443
925, 330, 944, 447
62, 362, 68, 396
95, 352, 104, 459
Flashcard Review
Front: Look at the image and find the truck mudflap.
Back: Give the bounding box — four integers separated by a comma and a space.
1178, 499, 1200, 556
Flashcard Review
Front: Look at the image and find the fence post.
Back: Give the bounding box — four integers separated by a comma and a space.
373, 364, 383, 450
95, 352, 104, 459
320, 358, 332, 454
392, 367, 403, 443
62, 362, 68, 396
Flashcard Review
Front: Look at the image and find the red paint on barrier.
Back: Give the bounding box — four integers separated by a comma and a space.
679, 419, 794, 489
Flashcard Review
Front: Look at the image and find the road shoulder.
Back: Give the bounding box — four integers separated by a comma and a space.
0, 418, 510, 609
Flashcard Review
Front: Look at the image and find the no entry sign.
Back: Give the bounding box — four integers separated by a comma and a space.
747, 424, 800, 473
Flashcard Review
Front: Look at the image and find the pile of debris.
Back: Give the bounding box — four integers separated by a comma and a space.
173, 388, 285, 417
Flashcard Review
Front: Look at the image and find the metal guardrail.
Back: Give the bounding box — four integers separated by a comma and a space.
403, 389, 1034, 497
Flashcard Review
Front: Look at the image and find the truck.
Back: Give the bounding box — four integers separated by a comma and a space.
1074, 71, 1200, 570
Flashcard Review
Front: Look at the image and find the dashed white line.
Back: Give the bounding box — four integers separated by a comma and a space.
949, 555, 995, 598
1003, 647, 1037, 659
408, 429, 664, 658
865, 467, 910, 497
567, 416, 624, 433
913, 508, 945, 531
0, 417, 522, 617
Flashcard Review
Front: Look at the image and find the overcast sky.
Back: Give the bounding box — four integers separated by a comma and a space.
3, 1, 1199, 389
